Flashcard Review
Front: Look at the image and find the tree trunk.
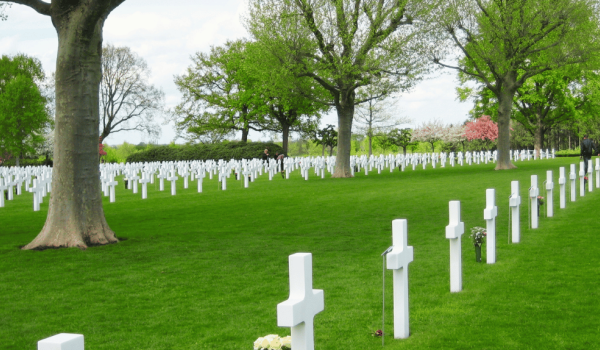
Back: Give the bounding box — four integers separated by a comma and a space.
23, 13, 117, 250
534, 116, 544, 157
16, 154, 20, 167
322, 143, 325, 156
241, 127, 249, 142
495, 85, 517, 170
282, 124, 289, 155
333, 90, 354, 177
368, 133, 373, 156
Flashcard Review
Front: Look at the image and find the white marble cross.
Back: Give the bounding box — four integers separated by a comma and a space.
445, 201, 464, 293
38, 333, 84, 350
570, 164, 577, 202
129, 172, 140, 194
509, 181, 521, 243
530, 175, 539, 229
386, 219, 414, 339
484, 189, 498, 264
579, 161, 585, 197
140, 173, 151, 200
545, 170, 554, 217
558, 167, 566, 209
107, 175, 118, 203
277, 253, 324, 350
29, 179, 44, 212
596, 158, 600, 189
167, 170, 178, 196
0, 178, 6, 208
588, 159, 593, 193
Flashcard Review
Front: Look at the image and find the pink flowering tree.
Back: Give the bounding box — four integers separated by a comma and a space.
463, 115, 498, 150
411, 120, 446, 152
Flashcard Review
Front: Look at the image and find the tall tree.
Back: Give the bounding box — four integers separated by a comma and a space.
247, 0, 435, 177
354, 90, 409, 156
388, 128, 415, 155
100, 44, 164, 142
5, 0, 126, 250
311, 124, 338, 156
174, 40, 327, 153
173, 40, 261, 143
0, 74, 50, 165
434, 0, 600, 169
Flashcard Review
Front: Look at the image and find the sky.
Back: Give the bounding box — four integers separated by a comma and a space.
0, 0, 474, 146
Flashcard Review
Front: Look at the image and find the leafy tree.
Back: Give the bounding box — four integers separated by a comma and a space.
100, 44, 164, 142
311, 124, 338, 156
174, 40, 327, 153
387, 128, 416, 155
247, 0, 435, 177
173, 40, 262, 143
0, 54, 52, 166
412, 120, 446, 152
4, 0, 126, 250
434, 0, 600, 169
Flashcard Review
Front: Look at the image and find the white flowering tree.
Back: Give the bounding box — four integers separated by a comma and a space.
441, 124, 467, 151
411, 120, 446, 152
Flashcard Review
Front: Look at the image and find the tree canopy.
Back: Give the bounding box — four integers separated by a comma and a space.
246, 0, 436, 176
0, 54, 52, 165
435, 0, 600, 169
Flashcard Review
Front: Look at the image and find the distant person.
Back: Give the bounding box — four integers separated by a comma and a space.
580, 134, 599, 184
262, 149, 269, 161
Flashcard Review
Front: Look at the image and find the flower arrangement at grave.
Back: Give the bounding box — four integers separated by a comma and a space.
537, 196, 544, 206
469, 226, 487, 262
253, 334, 291, 350
371, 329, 383, 337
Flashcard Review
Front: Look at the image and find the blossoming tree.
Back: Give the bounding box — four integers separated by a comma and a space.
411, 120, 446, 152
463, 115, 498, 150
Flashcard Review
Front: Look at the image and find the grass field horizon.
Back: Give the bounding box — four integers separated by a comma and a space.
1, 157, 599, 349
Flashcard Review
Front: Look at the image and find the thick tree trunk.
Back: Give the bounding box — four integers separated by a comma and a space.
23, 14, 117, 250
241, 127, 249, 142
333, 91, 354, 177
495, 85, 517, 170
282, 124, 289, 155
534, 116, 544, 157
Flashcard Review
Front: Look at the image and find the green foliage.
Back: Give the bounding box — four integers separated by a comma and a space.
0, 55, 52, 161
555, 148, 580, 157
127, 141, 284, 163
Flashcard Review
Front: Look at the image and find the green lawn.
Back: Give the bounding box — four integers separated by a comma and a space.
1, 157, 599, 349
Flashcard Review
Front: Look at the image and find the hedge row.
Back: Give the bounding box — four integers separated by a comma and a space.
126, 141, 285, 163
0, 158, 52, 167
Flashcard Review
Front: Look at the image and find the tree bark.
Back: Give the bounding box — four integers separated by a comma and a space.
281, 123, 289, 154
333, 90, 354, 177
23, 6, 118, 250
495, 84, 517, 170
368, 133, 373, 156
534, 115, 544, 157
241, 127, 249, 142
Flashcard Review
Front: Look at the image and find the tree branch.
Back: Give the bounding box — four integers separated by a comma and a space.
4, 0, 50, 16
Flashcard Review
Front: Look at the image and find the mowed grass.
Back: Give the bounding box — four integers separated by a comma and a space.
1, 157, 599, 349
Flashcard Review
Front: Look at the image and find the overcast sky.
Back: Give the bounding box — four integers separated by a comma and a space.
0, 0, 474, 146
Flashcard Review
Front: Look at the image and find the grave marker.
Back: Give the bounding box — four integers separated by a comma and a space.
509, 181, 521, 243
558, 167, 566, 209
445, 201, 464, 293
530, 175, 539, 229
546, 170, 553, 217
38, 333, 84, 350
484, 189, 497, 264
277, 253, 324, 350
386, 219, 414, 339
